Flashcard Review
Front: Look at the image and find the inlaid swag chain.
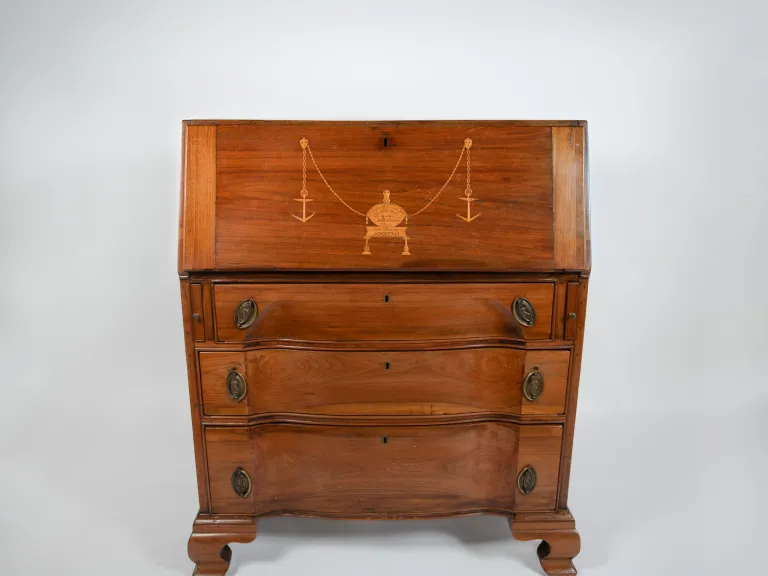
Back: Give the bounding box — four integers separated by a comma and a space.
304, 143, 366, 217
303, 139, 471, 220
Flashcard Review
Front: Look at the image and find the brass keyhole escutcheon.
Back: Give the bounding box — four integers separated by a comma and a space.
227, 368, 247, 402
512, 297, 536, 327
232, 468, 252, 498
517, 466, 537, 495
234, 298, 258, 329
522, 368, 544, 402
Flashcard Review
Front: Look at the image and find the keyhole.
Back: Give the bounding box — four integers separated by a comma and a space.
385, 361, 391, 370
383, 136, 389, 147
384, 294, 389, 303
382, 437, 388, 444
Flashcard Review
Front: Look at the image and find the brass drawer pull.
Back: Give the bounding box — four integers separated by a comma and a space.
234, 298, 258, 329
512, 297, 536, 327
231, 468, 252, 498
522, 369, 544, 402
517, 466, 537, 495
226, 368, 247, 402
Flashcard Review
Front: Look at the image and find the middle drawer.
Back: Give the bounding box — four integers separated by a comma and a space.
199, 348, 570, 417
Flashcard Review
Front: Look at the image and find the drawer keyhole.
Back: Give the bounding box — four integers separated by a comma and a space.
385, 362, 391, 370
382, 436, 389, 445
384, 294, 389, 303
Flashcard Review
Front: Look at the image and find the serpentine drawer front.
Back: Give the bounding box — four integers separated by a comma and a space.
205, 423, 563, 517
180, 120, 590, 576
199, 348, 570, 417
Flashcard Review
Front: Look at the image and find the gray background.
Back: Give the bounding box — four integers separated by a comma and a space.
1, 0, 766, 574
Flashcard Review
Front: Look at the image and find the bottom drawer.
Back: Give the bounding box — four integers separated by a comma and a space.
206, 423, 563, 517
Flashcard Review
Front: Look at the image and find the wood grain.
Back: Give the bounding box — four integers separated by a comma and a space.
199, 348, 570, 417
214, 123, 556, 270
565, 281, 580, 339
201, 282, 215, 341
510, 509, 581, 575
181, 125, 216, 271
522, 350, 570, 416
199, 352, 248, 416
558, 278, 589, 508
552, 280, 566, 340
179, 279, 209, 510
200, 413, 566, 427
190, 283, 205, 342
188, 514, 257, 576
553, 126, 588, 271
179, 120, 590, 574
195, 271, 581, 284
205, 423, 563, 517
185, 120, 587, 127
213, 282, 555, 342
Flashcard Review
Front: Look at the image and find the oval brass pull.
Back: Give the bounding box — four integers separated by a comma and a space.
231, 468, 252, 498
522, 369, 544, 402
234, 298, 258, 329
512, 297, 536, 327
226, 368, 247, 402
517, 466, 537, 495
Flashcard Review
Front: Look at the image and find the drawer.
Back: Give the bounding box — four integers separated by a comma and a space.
206, 423, 563, 517
214, 283, 554, 342
200, 348, 570, 417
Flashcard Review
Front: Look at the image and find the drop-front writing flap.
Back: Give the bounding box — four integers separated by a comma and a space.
178, 120, 589, 272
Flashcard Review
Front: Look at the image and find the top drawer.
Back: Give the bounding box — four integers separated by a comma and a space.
179, 121, 589, 272
214, 282, 554, 342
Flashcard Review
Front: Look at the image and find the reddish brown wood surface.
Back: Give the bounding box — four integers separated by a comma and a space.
553, 127, 588, 271
199, 352, 249, 416
188, 514, 257, 576
180, 125, 216, 271
205, 423, 562, 517
199, 348, 569, 417
510, 510, 581, 575
179, 120, 590, 576
558, 277, 589, 509
213, 122, 556, 270
190, 283, 205, 342
214, 282, 554, 342
179, 279, 209, 510
565, 281, 580, 339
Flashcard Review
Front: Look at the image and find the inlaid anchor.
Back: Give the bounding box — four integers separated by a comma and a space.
292, 138, 315, 222
457, 138, 480, 222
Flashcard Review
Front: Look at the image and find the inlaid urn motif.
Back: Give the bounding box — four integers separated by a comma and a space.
363, 190, 410, 256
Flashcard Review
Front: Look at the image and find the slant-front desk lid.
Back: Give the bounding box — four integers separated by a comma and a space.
178, 120, 589, 272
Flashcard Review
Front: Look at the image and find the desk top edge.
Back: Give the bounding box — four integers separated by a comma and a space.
182, 119, 588, 127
